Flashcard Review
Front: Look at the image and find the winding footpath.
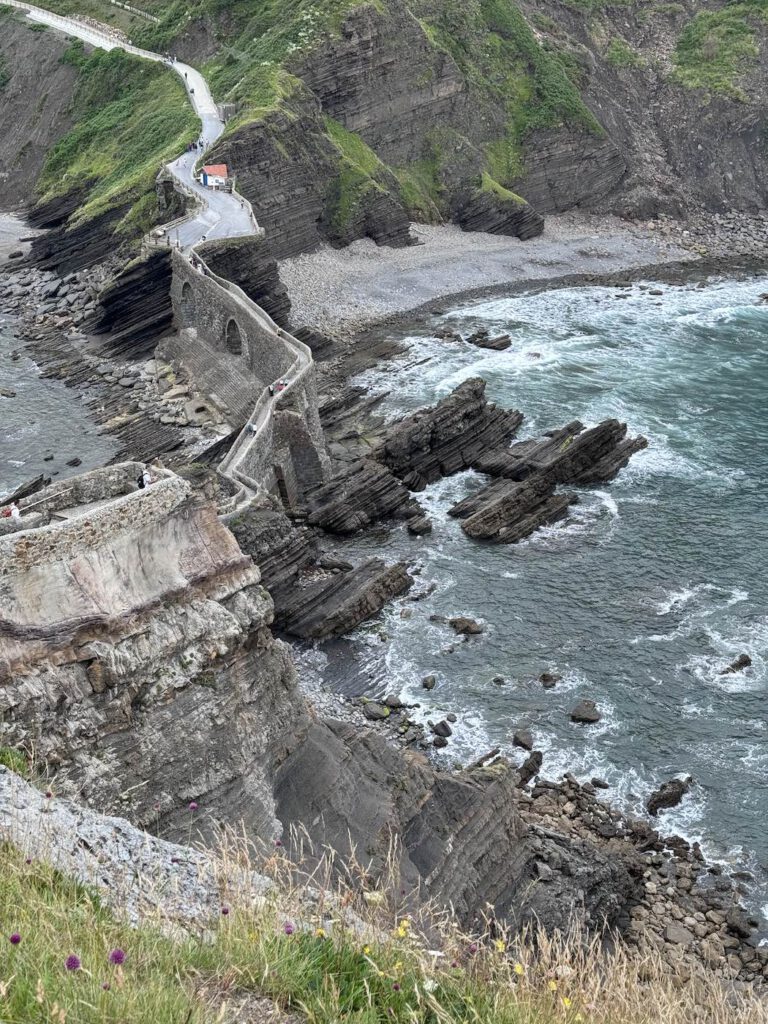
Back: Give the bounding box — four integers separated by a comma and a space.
2, 0, 316, 506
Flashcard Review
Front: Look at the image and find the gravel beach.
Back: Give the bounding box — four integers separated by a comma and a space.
279, 214, 694, 337
0, 212, 38, 263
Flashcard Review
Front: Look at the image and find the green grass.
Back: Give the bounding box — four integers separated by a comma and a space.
673, 0, 768, 99
36, 41, 198, 235
605, 37, 645, 67
479, 170, 525, 204
0, 748, 28, 776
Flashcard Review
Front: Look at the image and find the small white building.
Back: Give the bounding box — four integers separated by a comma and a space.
199, 163, 229, 190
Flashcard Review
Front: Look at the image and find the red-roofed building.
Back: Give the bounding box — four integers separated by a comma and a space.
200, 163, 229, 189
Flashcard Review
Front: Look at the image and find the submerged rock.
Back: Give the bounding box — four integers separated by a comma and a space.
449, 616, 484, 635
719, 653, 751, 675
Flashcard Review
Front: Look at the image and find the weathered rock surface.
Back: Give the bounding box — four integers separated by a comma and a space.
473, 419, 648, 484
85, 249, 174, 359
305, 458, 420, 532
198, 235, 291, 328
0, 766, 270, 926
373, 378, 523, 490
453, 187, 544, 240
449, 419, 647, 543
274, 722, 639, 930
229, 500, 412, 640
0, 465, 307, 843
647, 777, 693, 817
570, 699, 602, 724
274, 558, 413, 640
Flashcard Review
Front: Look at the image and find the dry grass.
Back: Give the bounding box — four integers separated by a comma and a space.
0, 826, 765, 1024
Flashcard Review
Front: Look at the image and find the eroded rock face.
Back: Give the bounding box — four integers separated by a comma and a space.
274, 720, 639, 930
372, 378, 524, 490
0, 467, 308, 843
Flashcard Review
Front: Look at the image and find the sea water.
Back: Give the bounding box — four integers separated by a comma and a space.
308, 274, 768, 921
0, 315, 117, 494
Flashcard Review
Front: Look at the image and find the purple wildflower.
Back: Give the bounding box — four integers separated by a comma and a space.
450, 960, 459, 969
393, 983, 401, 992
45, 791, 53, 799
274, 838, 283, 847
65, 955, 81, 972
102, 983, 111, 991
468, 942, 478, 955
9, 933, 21, 945
188, 801, 198, 811
283, 922, 295, 935
221, 906, 230, 916
25, 858, 32, 865
108, 949, 126, 965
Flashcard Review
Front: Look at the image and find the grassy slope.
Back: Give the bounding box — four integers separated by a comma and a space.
35, 40, 198, 236
672, 0, 768, 99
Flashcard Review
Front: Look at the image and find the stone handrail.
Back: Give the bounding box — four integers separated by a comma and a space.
2, 0, 318, 512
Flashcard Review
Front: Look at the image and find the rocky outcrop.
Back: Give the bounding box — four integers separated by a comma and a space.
473, 419, 648, 484
647, 777, 693, 817
229, 501, 412, 640
275, 721, 639, 929
198, 235, 291, 328
373, 378, 524, 490
305, 458, 421, 532
274, 558, 412, 640
453, 186, 545, 239
25, 204, 130, 275
450, 418, 647, 543
449, 473, 577, 543
86, 249, 174, 359
0, 465, 308, 844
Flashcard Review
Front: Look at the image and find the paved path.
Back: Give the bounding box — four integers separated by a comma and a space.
1, 0, 255, 248
2, 0, 316, 507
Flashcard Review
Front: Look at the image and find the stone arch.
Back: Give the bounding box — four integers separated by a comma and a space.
225, 318, 243, 355
179, 280, 196, 326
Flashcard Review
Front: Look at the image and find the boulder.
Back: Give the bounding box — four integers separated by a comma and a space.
569, 700, 601, 724
513, 729, 534, 751
449, 616, 484, 635
646, 776, 693, 817
422, 675, 437, 690
431, 719, 453, 739
539, 672, 562, 688
517, 750, 543, 787
363, 702, 391, 721
664, 922, 694, 946
719, 653, 751, 675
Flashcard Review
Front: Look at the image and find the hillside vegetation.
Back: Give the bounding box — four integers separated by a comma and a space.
2, 838, 767, 1024
34, 39, 198, 236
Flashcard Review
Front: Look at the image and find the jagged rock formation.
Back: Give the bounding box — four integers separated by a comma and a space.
372, 378, 524, 490
85, 249, 174, 359
275, 559, 412, 640
449, 419, 647, 543
275, 722, 639, 929
453, 187, 545, 239
473, 419, 649, 484
229, 501, 413, 640
197, 235, 291, 328
305, 459, 421, 532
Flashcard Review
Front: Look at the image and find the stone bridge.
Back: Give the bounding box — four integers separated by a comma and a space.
167, 251, 329, 509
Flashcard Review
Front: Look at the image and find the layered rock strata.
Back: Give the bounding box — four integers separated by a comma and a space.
372, 377, 524, 490
0, 465, 306, 843
449, 419, 647, 542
